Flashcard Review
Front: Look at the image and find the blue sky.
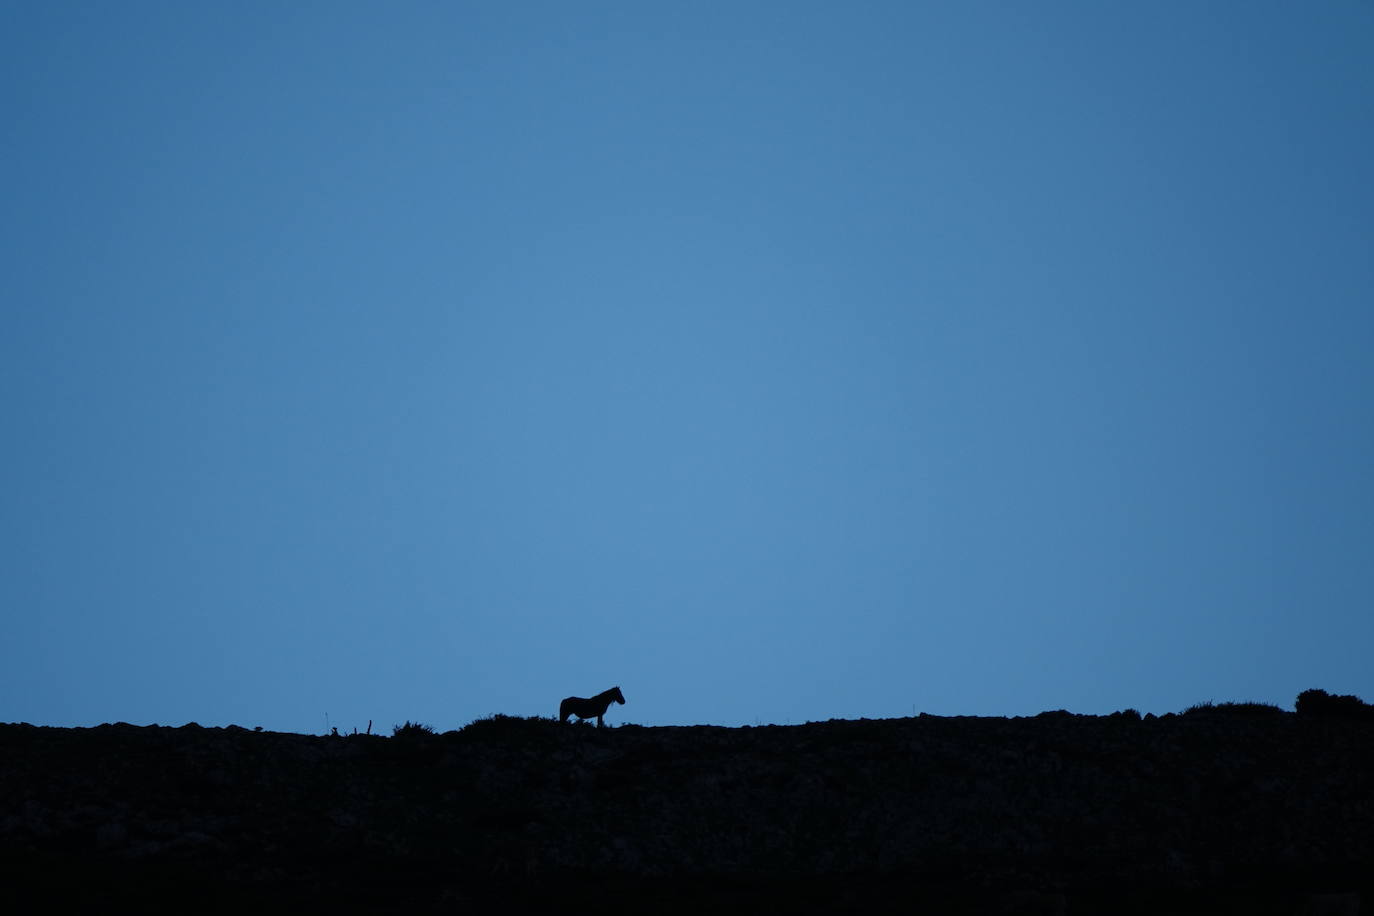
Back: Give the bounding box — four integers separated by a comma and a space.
4, 2, 1372, 732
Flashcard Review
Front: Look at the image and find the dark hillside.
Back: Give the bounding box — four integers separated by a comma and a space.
2, 706, 1371, 913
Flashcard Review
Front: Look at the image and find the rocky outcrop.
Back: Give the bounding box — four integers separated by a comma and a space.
2, 710, 1371, 912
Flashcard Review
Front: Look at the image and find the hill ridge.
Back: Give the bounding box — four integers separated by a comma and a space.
3, 705, 1372, 912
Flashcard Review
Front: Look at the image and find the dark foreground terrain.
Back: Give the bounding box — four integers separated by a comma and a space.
2, 701, 1372, 914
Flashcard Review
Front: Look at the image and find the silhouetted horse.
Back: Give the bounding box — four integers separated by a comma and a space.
559, 686, 626, 727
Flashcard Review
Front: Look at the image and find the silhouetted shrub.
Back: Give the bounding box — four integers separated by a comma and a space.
392, 721, 436, 738
461, 714, 556, 736
1111, 708, 1142, 721
1184, 701, 1283, 717
1296, 689, 1374, 721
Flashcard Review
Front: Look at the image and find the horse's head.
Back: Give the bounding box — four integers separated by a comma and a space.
612, 686, 626, 705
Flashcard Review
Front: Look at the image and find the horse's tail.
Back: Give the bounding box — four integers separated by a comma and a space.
558, 697, 572, 722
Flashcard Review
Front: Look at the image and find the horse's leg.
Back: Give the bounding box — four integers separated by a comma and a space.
597, 714, 604, 728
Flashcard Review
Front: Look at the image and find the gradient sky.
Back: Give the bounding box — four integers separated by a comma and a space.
4, 2, 1372, 733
